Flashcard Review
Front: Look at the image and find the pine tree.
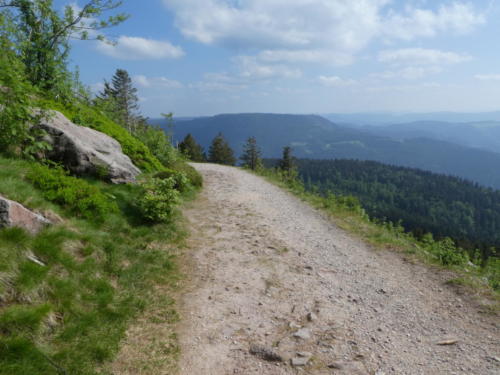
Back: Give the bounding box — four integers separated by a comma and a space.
95, 79, 117, 115
240, 136, 262, 170
96, 69, 140, 132
279, 146, 295, 174
208, 133, 236, 165
179, 133, 205, 162
111, 69, 139, 132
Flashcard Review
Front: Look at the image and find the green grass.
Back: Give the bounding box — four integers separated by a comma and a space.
0, 156, 189, 375
256, 167, 500, 303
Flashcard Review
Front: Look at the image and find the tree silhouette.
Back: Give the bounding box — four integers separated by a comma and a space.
208, 133, 236, 165
179, 133, 205, 162
279, 146, 295, 174
240, 136, 262, 170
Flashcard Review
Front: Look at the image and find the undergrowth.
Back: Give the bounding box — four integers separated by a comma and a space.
27, 163, 118, 221
256, 167, 500, 298
0, 156, 193, 375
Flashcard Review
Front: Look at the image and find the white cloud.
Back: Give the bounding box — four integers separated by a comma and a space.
371, 66, 443, 80
383, 2, 485, 40
364, 82, 442, 93
163, 0, 384, 63
318, 75, 357, 87
474, 74, 500, 81
163, 0, 484, 66
190, 81, 247, 92
190, 72, 248, 92
274, 87, 310, 94
374, 47, 471, 80
97, 36, 184, 60
236, 56, 302, 79
133, 75, 183, 88
378, 48, 471, 65
258, 49, 354, 65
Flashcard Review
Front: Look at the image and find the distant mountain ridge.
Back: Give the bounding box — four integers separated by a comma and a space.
322, 111, 500, 125
150, 113, 500, 189
344, 120, 500, 154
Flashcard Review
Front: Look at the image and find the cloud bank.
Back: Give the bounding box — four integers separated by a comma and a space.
163, 0, 484, 65
97, 36, 184, 60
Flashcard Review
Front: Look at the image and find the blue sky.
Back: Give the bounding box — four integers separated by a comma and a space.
63, 0, 500, 117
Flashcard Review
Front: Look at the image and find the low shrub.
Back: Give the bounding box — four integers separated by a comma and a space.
482, 257, 499, 291
154, 169, 190, 193
27, 164, 118, 221
137, 177, 180, 223
135, 124, 178, 167
169, 160, 203, 188
324, 192, 362, 212
421, 234, 469, 266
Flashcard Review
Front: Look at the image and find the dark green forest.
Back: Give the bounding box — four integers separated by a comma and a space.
266, 158, 500, 261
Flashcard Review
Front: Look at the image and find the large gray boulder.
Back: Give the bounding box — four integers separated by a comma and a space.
0, 195, 51, 234
38, 110, 141, 184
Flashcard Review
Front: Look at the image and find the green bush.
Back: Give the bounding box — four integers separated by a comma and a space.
323, 192, 362, 212
137, 177, 180, 223
154, 169, 190, 192
27, 164, 118, 221
40, 100, 163, 173
421, 235, 468, 266
135, 124, 178, 167
482, 257, 500, 291
169, 160, 203, 188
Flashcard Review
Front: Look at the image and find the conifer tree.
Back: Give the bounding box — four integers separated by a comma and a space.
240, 136, 262, 170
279, 146, 295, 174
97, 69, 139, 132
208, 133, 236, 165
110, 69, 139, 132
179, 133, 205, 162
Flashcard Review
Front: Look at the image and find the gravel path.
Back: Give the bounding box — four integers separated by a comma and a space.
178, 163, 499, 375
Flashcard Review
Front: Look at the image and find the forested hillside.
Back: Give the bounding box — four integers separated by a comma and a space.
265, 158, 500, 261
158, 113, 500, 189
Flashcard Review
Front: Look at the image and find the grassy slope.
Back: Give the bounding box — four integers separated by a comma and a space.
256, 168, 499, 311
0, 155, 190, 374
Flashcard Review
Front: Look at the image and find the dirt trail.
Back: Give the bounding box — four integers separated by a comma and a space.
178, 163, 499, 375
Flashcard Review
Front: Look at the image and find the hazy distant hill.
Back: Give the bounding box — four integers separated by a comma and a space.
150, 113, 500, 189
344, 121, 500, 154
322, 111, 500, 125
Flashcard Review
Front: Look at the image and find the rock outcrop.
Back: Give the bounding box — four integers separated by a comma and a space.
38, 110, 141, 184
0, 195, 51, 234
